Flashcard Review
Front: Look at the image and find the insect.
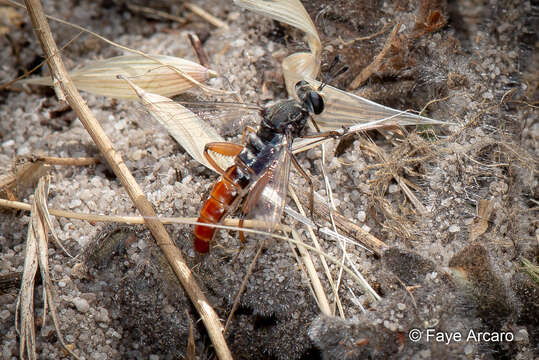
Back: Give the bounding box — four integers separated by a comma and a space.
193, 79, 334, 253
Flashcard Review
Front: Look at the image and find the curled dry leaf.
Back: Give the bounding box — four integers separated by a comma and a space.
20, 55, 216, 99
235, 0, 321, 94
0, 159, 49, 200
234, 0, 320, 57
469, 199, 495, 242
16, 177, 79, 360
120, 76, 232, 172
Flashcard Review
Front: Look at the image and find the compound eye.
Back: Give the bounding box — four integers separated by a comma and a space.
308, 91, 324, 114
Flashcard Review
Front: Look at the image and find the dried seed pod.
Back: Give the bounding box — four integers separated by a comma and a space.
20, 55, 217, 99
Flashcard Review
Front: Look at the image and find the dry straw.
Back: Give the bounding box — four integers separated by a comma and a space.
21, 55, 217, 99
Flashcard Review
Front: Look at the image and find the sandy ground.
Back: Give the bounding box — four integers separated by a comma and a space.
0, 0, 537, 359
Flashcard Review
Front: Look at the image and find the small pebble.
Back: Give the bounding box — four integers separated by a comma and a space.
0, 309, 11, 320
383, 320, 398, 332
448, 225, 460, 233
163, 305, 175, 314
397, 303, 406, 311
357, 210, 366, 222
72, 297, 90, 313
515, 328, 529, 343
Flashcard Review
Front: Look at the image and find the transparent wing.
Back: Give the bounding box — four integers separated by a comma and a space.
125, 78, 262, 172
172, 96, 262, 137
296, 79, 447, 131
244, 142, 291, 233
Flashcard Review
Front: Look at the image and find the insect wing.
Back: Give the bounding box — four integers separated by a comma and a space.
129, 80, 261, 172
303, 80, 446, 131
245, 142, 291, 233
174, 99, 262, 137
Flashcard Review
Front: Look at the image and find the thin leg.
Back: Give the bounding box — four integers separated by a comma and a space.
238, 217, 246, 245
241, 126, 258, 145
204, 142, 243, 177
289, 151, 315, 218
304, 118, 343, 138
309, 115, 322, 133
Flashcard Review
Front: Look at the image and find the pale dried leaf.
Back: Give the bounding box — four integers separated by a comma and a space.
122, 77, 233, 172
16, 177, 80, 360
234, 0, 320, 57
282, 52, 319, 95
235, 0, 321, 94
16, 187, 40, 360
35, 178, 73, 258
469, 199, 495, 241
20, 55, 215, 99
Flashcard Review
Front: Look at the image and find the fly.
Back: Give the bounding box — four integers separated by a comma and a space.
193, 79, 333, 253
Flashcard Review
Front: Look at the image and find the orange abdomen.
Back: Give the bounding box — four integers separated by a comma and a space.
193, 166, 241, 253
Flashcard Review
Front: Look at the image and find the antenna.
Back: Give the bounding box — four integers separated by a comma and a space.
318, 55, 349, 91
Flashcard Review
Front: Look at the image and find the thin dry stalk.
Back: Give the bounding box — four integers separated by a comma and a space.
1, 196, 379, 300
184, 2, 230, 30
319, 144, 347, 318
126, 3, 187, 24
224, 243, 264, 333
289, 229, 332, 315
188, 32, 211, 69
0, 31, 82, 90
349, 23, 402, 90
22, 0, 232, 358
334, 22, 394, 46
288, 185, 342, 317
290, 183, 388, 255
186, 315, 196, 360
33, 156, 100, 166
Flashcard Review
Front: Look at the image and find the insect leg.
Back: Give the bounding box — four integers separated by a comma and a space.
303, 123, 343, 139
289, 150, 315, 219
309, 115, 323, 133
241, 126, 258, 145
204, 142, 243, 180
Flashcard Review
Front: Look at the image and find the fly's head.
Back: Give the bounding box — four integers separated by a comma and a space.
261, 80, 325, 138
295, 80, 324, 116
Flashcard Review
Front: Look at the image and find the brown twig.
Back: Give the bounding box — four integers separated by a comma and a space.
348, 23, 402, 90
333, 22, 393, 46
31, 156, 100, 166
224, 242, 264, 334
188, 32, 210, 69
22, 0, 232, 359
184, 2, 229, 30
126, 3, 187, 24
